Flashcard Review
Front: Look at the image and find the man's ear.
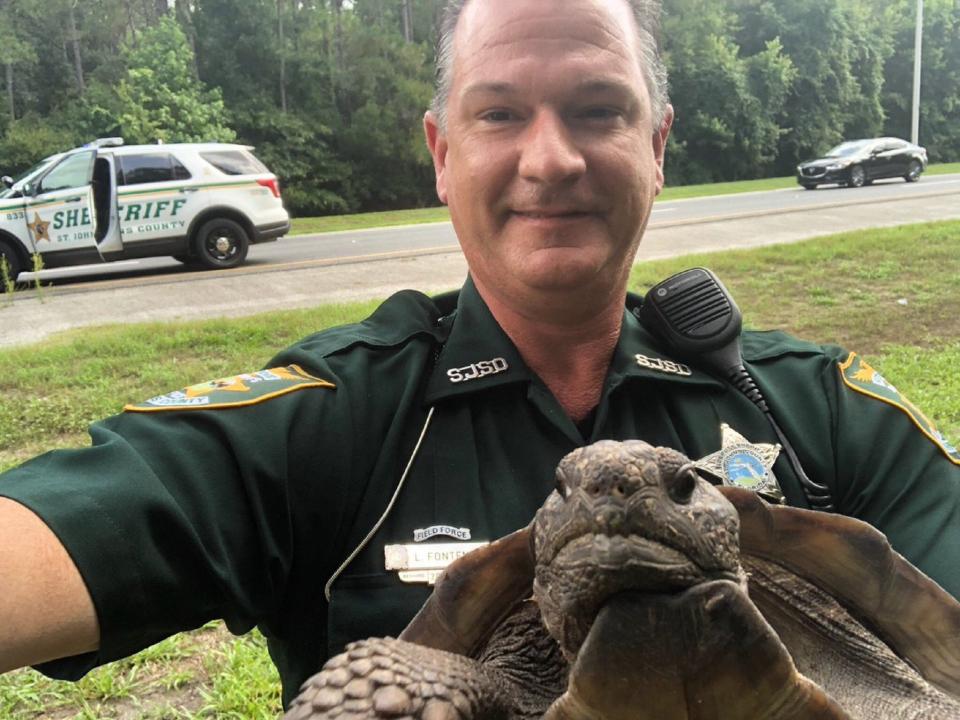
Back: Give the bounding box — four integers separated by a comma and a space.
652, 104, 674, 196
424, 111, 449, 205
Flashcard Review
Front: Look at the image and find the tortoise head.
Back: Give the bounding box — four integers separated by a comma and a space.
533, 440, 744, 658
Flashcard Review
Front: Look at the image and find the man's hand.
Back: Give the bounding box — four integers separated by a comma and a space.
0, 497, 99, 673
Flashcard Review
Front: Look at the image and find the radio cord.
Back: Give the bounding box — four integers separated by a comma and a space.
727, 366, 835, 511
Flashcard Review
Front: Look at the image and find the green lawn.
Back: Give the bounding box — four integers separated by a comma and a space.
288, 162, 960, 235
1, 219, 959, 717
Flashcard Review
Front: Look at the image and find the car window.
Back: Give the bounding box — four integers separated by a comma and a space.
37, 151, 95, 194
200, 149, 268, 176
825, 140, 871, 158
0, 156, 58, 198
119, 153, 192, 185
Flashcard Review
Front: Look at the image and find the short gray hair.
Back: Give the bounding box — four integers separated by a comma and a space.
430, 0, 670, 132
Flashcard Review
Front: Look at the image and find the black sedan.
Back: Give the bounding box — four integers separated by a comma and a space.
796, 137, 927, 189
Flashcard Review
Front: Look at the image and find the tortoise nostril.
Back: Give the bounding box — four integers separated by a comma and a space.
595, 505, 623, 531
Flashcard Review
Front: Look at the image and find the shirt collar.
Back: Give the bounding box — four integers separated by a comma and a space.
424, 283, 724, 406
607, 295, 725, 390
424, 277, 534, 404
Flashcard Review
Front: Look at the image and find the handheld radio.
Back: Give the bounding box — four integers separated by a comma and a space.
638, 268, 834, 511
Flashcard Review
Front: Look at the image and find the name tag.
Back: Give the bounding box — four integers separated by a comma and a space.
384, 542, 489, 585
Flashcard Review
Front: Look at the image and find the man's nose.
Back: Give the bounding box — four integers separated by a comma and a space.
518, 110, 586, 185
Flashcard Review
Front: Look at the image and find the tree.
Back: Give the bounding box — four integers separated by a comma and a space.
882, 0, 960, 162
732, 0, 894, 172
116, 16, 235, 143
0, 1, 36, 124
663, 0, 796, 183
332, 16, 436, 210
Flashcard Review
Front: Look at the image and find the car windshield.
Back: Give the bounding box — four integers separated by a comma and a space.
824, 140, 873, 158
0, 156, 59, 198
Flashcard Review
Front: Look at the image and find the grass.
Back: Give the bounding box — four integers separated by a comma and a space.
287, 161, 960, 235
289, 206, 451, 235
1, 219, 959, 717
927, 161, 960, 175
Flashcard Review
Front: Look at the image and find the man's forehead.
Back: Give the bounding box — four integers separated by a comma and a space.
454, 0, 639, 57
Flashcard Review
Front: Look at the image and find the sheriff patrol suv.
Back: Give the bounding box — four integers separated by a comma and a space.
0, 138, 290, 282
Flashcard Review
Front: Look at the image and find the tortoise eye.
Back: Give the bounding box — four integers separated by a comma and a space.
668, 462, 698, 504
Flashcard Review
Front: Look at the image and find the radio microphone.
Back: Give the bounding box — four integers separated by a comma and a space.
638, 268, 834, 511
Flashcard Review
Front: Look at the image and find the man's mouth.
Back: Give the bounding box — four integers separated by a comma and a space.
511, 210, 595, 220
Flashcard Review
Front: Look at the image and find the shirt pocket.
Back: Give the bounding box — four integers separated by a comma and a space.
326, 571, 432, 657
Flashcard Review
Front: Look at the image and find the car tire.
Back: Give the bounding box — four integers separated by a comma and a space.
0, 239, 23, 291
192, 218, 250, 270
847, 165, 866, 188
904, 160, 923, 183
801, 183, 817, 190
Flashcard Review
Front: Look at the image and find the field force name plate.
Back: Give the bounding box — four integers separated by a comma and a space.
384, 542, 489, 585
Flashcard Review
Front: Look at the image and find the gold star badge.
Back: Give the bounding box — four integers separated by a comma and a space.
696, 424, 784, 503
27, 213, 51, 242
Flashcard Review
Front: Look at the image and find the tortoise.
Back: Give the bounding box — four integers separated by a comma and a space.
284, 440, 960, 719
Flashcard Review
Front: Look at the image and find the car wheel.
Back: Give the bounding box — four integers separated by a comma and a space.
801, 183, 817, 190
0, 239, 23, 291
192, 218, 250, 270
904, 160, 923, 183
848, 165, 866, 188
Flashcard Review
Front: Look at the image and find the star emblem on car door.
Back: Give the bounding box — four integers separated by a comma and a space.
27, 213, 51, 242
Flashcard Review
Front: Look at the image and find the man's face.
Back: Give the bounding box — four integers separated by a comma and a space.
425, 0, 672, 309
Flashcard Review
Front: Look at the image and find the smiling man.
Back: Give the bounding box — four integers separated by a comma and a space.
425, 0, 672, 424
0, 0, 958, 713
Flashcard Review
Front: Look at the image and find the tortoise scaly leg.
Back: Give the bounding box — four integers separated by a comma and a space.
283, 638, 515, 720
545, 582, 851, 720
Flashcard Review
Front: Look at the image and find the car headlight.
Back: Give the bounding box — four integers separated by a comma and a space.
826, 162, 848, 171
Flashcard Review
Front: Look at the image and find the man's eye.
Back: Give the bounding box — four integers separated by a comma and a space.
579, 107, 622, 121
481, 110, 514, 123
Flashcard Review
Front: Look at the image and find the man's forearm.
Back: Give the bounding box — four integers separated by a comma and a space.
0, 497, 99, 673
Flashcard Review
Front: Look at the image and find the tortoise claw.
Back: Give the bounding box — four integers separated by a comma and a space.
546, 581, 851, 720
282, 638, 511, 720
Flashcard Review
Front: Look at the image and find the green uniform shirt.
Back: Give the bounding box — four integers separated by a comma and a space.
2, 277, 959, 708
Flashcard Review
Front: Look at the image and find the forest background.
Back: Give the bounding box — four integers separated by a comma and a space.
0, 0, 958, 217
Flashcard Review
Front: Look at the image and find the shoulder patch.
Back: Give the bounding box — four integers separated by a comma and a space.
125, 364, 335, 412
839, 352, 960, 465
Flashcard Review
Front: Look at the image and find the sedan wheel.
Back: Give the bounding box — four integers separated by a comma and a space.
904, 160, 923, 183
848, 165, 866, 188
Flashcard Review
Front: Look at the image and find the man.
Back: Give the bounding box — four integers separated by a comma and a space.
1, 0, 958, 711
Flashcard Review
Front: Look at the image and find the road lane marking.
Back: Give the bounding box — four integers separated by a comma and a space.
646, 187, 960, 229
19, 184, 960, 295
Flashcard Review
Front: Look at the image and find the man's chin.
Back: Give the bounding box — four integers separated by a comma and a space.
518, 260, 622, 300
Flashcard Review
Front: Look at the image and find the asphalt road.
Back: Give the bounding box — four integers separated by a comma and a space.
18, 173, 960, 287
2, 176, 959, 348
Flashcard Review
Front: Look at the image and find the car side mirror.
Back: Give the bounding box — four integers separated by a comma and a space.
1, 175, 12, 189
22, 181, 37, 197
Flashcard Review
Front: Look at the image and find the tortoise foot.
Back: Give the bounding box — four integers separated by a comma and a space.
283, 638, 511, 720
